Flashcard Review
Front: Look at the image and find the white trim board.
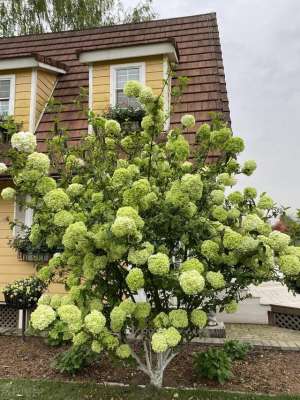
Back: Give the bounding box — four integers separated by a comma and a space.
0, 57, 66, 74
163, 56, 171, 131
79, 42, 178, 64
29, 68, 37, 132
88, 64, 93, 134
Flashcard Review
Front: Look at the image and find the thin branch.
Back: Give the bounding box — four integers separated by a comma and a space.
129, 346, 149, 376
143, 339, 152, 373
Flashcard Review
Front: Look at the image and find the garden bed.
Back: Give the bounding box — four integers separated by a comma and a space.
0, 336, 299, 394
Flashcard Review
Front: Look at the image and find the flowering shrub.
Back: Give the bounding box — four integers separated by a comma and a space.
2, 79, 299, 388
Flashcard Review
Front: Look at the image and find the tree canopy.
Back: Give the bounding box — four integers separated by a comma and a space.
1, 80, 300, 387
0, 0, 157, 37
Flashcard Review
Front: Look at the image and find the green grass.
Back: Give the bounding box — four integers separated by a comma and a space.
0, 379, 299, 400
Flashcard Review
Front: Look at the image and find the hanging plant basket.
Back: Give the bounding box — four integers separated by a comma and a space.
102, 105, 145, 133
3, 277, 46, 310
4, 292, 42, 309
10, 224, 61, 263
17, 250, 52, 263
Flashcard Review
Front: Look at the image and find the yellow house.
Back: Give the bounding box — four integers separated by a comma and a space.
0, 13, 230, 323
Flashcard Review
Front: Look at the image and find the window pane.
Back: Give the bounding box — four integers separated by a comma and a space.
116, 90, 130, 107
115, 67, 141, 107
0, 80, 10, 99
0, 99, 9, 115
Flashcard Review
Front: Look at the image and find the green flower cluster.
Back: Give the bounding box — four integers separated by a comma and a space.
151, 327, 182, 353
223, 229, 243, 250
206, 271, 225, 289
278, 255, 300, 276
126, 268, 144, 292
54, 210, 74, 227
31, 305, 56, 330
227, 191, 243, 204
66, 183, 84, 197
181, 114, 195, 128
111, 216, 137, 238
190, 309, 207, 328
165, 174, 203, 208
257, 194, 274, 209
26, 152, 50, 174
217, 173, 236, 187
128, 242, 154, 265
244, 187, 257, 199
268, 231, 290, 252
1, 187, 16, 200
180, 258, 204, 274
57, 304, 82, 332
62, 222, 87, 250
105, 119, 121, 135
85, 310, 106, 334
36, 177, 56, 195
134, 302, 151, 320
110, 306, 126, 332
166, 134, 190, 161
179, 270, 205, 295
44, 188, 70, 211
201, 240, 219, 261
124, 80, 143, 97
242, 214, 264, 232
211, 206, 228, 222
116, 344, 132, 359
210, 189, 225, 205
119, 298, 136, 316
242, 160, 257, 176
169, 309, 188, 328
148, 253, 170, 276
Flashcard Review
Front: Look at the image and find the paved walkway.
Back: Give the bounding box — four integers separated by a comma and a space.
195, 323, 300, 350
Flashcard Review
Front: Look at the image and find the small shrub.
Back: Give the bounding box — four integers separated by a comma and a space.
53, 345, 98, 375
193, 348, 232, 384
223, 340, 252, 361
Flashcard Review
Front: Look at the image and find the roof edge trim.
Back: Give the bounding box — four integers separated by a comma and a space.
0, 56, 66, 74
78, 41, 179, 64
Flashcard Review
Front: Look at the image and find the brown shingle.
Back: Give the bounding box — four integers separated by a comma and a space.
0, 13, 230, 148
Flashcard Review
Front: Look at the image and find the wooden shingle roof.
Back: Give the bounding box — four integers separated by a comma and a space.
0, 13, 230, 152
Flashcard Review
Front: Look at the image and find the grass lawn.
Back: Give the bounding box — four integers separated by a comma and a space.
0, 379, 299, 400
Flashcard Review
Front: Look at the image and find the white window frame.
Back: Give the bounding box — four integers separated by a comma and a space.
0, 74, 15, 116
110, 62, 146, 107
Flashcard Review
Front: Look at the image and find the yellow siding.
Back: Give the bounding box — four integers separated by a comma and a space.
36, 70, 56, 127
0, 181, 34, 300
93, 56, 164, 115
0, 69, 32, 131
0, 181, 64, 300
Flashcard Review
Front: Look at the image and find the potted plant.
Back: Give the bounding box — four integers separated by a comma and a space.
3, 277, 46, 309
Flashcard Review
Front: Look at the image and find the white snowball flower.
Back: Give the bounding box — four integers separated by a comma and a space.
11, 131, 37, 153
0, 163, 7, 175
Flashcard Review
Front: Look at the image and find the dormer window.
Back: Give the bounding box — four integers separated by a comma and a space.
110, 63, 145, 108
0, 76, 14, 117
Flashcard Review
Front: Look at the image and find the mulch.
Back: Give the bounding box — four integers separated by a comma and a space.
0, 336, 299, 394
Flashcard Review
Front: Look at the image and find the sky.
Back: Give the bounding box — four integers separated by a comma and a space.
124, 0, 300, 214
